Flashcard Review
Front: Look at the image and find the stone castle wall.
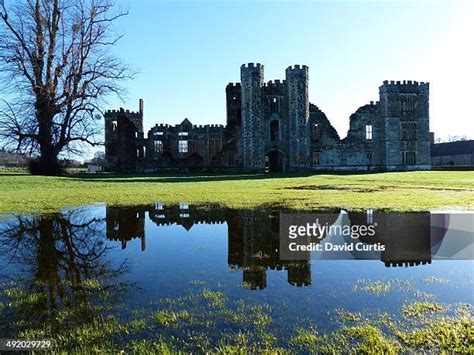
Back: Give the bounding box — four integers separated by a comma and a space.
104, 64, 431, 173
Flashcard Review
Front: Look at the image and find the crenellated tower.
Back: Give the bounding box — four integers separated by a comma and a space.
104, 99, 144, 171
286, 65, 310, 169
240, 63, 265, 170
379, 80, 430, 170
103, 63, 432, 174
225, 83, 242, 132
225, 82, 242, 144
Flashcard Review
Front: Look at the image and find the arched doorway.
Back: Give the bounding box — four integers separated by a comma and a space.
265, 150, 285, 172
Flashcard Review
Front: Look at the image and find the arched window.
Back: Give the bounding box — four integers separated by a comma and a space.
270, 120, 279, 141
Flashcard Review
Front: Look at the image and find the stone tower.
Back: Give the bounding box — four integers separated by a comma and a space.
379, 81, 430, 170
104, 99, 144, 171
286, 65, 310, 169
225, 83, 242, 134
240, 63, 265, 170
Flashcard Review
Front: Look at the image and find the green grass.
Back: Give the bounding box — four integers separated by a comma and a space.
2, 278, 473, 353
0, 170, 473, 213
402, 301, 447, 318
154, 310, 190, 327
354, 279, 394, 295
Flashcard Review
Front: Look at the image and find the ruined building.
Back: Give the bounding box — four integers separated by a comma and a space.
105, 63, 431, 172
104, 204, 441, 289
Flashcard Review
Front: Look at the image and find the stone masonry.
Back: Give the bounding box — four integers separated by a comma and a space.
104, 63, 431, 172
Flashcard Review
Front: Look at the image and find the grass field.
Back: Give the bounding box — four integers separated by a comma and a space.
0, 170, 473, 214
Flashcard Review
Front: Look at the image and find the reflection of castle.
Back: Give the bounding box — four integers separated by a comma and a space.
349, 211, 432, 267
105, 205, 435, 290
107, 206, 146, 251
105, 205, 311, 290
227, 210, 311, 290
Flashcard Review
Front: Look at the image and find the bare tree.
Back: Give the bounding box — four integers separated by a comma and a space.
0, 0, 133, 174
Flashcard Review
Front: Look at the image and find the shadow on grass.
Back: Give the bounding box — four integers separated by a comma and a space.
62, 171, 383, 184
59, 171, 386, 183
0, 173, 32, 177
65, 172, 309, 183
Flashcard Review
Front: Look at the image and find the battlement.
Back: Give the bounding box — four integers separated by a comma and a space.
384, 260, 431, 268
346, 101, 381, 125
382, 80, 428, 86
264, 79, 287, 88
355, 101, 380, 113
105, 63, 432, 174
360, 101, 379, 110
286, 64, 308, 71
241, 62, 263, 69
226, 82, 242, 94
201, 124, 225, 128
285, 65, 309, 80
148, 122, 225, 137
105, 109, 117, 114
380, 80, 429, 93
158, 123, 224, 129
286, 64, 309, 75
289, 281, 311, 287
104, 108, 142, 119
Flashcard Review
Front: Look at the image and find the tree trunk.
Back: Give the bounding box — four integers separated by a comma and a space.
36, 148, 60, 175
30, 104, 62, 175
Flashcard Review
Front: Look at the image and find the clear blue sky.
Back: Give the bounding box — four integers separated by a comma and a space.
106, 0, 473, 148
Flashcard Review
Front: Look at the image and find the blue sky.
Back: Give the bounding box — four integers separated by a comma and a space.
107, 0, 473, 147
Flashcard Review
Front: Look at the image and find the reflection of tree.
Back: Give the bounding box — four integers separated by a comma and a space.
0, 208, 129, 338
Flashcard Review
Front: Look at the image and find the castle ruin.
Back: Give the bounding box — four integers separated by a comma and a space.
105, 63, 431, 172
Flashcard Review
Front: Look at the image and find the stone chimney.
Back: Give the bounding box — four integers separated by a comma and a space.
139, 99, 144, 116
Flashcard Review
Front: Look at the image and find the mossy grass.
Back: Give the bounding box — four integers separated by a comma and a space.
0, 170, 473, 214
1, 279, 472, 353
402, 301, 448, 317
354, 278, 419, 296
354, 279, 394, 295
424, 276, 450, 284
154, 310, 190, 326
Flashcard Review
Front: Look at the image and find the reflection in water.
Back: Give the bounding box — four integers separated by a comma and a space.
227, 210, 311, 290
0, 209, 128, 337
0, 204, 470, 351
351, 212, 432, 267
0, 205, 453, 295
102, 204, 446, 290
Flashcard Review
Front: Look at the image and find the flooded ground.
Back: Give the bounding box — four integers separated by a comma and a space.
0, 204, 472, 352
